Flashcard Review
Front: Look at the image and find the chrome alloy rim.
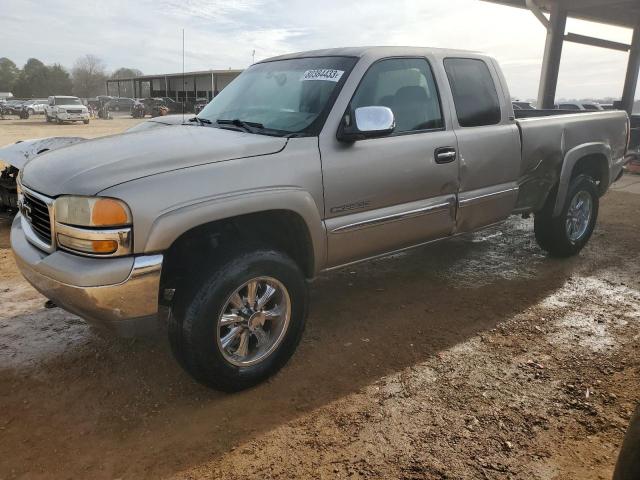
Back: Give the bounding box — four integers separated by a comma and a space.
565, 191, 593, 243
216, 277, 291, 367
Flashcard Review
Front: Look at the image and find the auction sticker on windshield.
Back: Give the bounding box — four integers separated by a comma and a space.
301, 69, 344, 82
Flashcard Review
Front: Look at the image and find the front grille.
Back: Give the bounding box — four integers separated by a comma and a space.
67, 109, 82, 114
23, 191, 52, 245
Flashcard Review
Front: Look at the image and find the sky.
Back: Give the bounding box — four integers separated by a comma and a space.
1, 0, 637, 101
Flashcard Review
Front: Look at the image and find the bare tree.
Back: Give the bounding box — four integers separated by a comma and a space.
111, 67, 143, 79
72, 54, 108, 98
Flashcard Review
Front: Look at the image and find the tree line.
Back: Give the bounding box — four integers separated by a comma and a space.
0, 55, 143, 99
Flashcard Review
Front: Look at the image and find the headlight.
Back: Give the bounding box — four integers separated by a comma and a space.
54, 196, 132, 257
55, 196, 131, 227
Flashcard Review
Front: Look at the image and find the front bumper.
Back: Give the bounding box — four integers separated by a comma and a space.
11, 214, 163, 333
57, 112, 89, 121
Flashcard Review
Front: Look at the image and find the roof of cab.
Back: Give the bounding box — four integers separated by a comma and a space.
260, 46, 487, 63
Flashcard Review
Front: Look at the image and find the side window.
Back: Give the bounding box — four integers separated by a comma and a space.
350, 58, 443, 133
443, 58, 501, 127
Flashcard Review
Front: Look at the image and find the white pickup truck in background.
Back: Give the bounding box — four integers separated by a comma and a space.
44, 96, 90, 124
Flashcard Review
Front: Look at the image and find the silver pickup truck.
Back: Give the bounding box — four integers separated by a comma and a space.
10, 47, 628, 390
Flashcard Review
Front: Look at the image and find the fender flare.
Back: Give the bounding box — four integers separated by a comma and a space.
553, 142, 611, 217
144, 187, 327, 275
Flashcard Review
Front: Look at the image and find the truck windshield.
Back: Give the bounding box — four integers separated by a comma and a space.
198, 56, 357, 136
56, 97, 81, 105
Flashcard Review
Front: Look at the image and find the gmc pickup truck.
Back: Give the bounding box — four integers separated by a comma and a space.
10, 47, 628, 391
44, 96, 90, 124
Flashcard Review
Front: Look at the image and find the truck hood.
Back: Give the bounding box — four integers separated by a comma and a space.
0, 137, 86, 169
21, 125, 287, 196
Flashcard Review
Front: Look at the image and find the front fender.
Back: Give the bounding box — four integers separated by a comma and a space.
553, 142, 611, 217
144, 187, 327, 275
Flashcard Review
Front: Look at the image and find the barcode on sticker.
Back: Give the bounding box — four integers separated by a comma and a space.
301, 69, 344, 82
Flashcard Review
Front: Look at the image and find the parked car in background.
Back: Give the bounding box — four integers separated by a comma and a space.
5, 99, 26, 114
512, 101, 536, 110
11, 46, 629, 391
160, 97, 181, 113
0, 137, 87, 211
97, 95, 114, 104
194, 97, 209, 114
580, 102, 604, 111
44, 96, 90, 124
131, 100, 146, 118
556, 102, 585, 111
556, 102, 603, 111
106, 97, 135, 112
23, 99, 48, 115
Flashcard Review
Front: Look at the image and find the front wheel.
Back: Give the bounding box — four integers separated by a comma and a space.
169, 248, 308, 391
83, 119, 89, 124
534, 174, 599, 257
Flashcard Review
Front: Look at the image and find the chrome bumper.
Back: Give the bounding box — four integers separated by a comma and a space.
11, 214, 162, 332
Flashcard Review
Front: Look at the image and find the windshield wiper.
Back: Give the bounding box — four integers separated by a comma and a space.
188, 116, 212, 125
216, 118, 264, 133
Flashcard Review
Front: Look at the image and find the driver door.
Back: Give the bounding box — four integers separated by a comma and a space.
320, 57, 459, 267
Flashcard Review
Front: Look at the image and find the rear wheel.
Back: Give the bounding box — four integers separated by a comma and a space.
534, 174, 599, 257
169, 248, 308, 391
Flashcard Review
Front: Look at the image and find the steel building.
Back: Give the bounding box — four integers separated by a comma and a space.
105, 69, 243, 101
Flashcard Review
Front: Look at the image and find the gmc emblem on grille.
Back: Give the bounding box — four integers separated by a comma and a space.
19, 197, 32, 222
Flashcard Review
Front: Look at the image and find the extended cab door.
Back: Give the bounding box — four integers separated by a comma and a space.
319, 56, 459, 267
442, 57, 522, 232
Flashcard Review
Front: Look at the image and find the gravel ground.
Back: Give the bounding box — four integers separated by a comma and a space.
0, 116, 146, 155
0, 119, 638, 479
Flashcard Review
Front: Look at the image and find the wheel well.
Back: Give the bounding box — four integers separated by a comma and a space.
571, 154, 609, 195
160, 210, 315, 293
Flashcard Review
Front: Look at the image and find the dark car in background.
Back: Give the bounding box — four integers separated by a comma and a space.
5, 99, 26, 114
194, 97, 209, 114
97, 95, 114, 104
105, 97, 135, 112
163, 97, 183, 113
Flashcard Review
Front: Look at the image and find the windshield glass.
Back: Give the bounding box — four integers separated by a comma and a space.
56, 97, 81, 105
198, 56, 357, 136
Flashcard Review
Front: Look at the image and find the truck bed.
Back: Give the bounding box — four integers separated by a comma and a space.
514, 110, 628, 212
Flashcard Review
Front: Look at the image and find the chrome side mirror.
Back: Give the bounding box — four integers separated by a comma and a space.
337, 106, 395, 142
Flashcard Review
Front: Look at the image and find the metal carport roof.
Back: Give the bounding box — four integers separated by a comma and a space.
483, 0, 640, 114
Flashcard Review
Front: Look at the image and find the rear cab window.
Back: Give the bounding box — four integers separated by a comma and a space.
443, 58, 501, 127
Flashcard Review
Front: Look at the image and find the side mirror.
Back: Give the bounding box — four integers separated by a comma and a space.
337, 106, 395, 142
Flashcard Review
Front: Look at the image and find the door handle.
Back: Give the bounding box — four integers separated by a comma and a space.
435, 147, 457, 164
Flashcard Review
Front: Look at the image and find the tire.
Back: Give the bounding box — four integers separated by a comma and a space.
534, 174, 599, 257
83, 119, 89, 124
45, 113, 51, 123
56, 117, 63, 125
169, 247, 308, 391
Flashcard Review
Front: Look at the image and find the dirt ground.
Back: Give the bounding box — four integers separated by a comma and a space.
0, 116, 145, 154
0, 118, 639, 479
